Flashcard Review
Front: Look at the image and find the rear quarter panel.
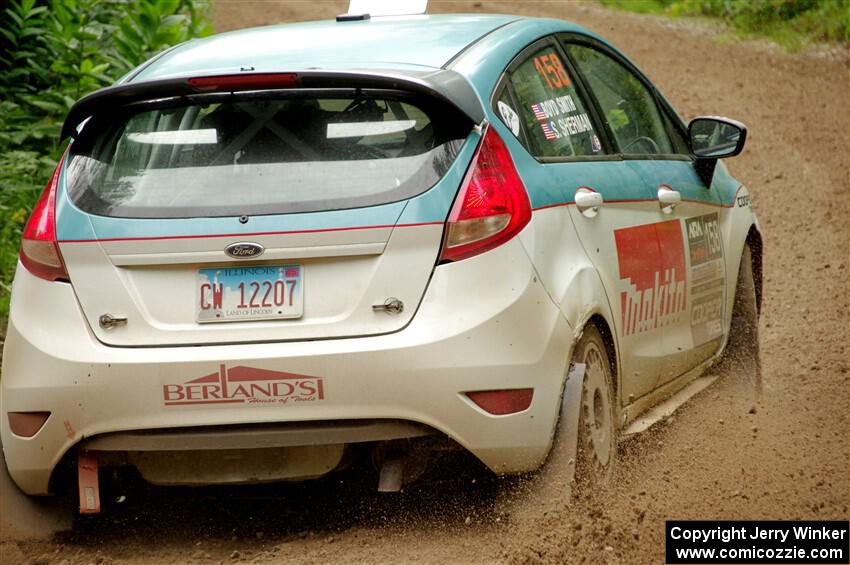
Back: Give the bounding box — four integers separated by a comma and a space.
450, 16, 620, 332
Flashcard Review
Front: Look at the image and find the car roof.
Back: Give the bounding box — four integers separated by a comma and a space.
130, 14, 515, 81
128, 14, 596, 83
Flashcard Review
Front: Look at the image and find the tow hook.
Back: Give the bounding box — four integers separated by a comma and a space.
77, 451, 101, 514
372, 298, 404, 314
98, 314, 127, 329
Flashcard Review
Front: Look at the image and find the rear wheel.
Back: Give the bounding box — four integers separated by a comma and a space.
572, 325, 616, 489
497, 324, 616, 522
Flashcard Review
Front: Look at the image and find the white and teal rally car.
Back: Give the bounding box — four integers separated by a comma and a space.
2, 2, 760, 515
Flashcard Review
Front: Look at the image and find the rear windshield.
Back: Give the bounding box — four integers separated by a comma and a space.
66, 91, 471, 218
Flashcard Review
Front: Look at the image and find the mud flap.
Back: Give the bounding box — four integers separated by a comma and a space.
0, 438, 72, 540
558, 362, 586, 497
499, 362, 587, 518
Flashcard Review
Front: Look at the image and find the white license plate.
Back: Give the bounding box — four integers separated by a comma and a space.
196, 265, 303, 323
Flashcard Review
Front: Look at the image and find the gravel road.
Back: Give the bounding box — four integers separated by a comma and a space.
2, 2, 847, 563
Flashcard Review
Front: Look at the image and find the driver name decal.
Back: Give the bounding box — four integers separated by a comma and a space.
529, 95, 595, 142
162, 364, 324, 406
615, 221, 687, 336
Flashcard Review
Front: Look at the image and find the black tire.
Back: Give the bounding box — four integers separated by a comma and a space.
572, 324, 617, 489
716, 243, 762, 394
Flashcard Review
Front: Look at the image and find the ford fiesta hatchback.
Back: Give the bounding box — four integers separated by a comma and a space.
1, 6, 761, 515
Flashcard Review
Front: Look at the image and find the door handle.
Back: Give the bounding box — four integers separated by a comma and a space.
575, 187, 603, 218
657, 185, 681, 214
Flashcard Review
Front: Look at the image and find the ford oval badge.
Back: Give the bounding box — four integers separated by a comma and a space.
225, 242, 265, 259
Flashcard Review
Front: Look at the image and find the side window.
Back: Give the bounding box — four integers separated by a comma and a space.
507, 45, 603, 158
565, 44, 674, 156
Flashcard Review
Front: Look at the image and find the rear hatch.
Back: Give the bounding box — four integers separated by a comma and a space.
57, 76, 476, 346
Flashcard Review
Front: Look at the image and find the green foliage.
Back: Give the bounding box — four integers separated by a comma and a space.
601, 0, 849, 47
0, 152, 43, 318
0, 0, 212, 326
598, 0, 675, 14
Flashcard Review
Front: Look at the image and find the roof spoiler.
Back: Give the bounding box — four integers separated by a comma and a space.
60, 69, 484, 140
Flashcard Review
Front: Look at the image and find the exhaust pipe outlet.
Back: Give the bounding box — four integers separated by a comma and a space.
377, 456, 404, 493
372, 440, 432, 493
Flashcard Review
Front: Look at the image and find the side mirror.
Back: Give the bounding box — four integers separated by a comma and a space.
688, 116, 747, 159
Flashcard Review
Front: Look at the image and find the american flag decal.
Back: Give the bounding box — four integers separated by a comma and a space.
531, 103, 548, 121
541, 121, 558, 140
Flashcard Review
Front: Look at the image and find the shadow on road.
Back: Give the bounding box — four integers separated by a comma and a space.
54, 452, 504, 547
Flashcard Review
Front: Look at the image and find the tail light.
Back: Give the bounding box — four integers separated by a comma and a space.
20, 158, 69, 281
439, 124, 531, 262
187, 73, 299, 91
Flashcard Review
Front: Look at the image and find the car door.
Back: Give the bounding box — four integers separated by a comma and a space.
562, 38, 728, 383
494, 37, 671, 403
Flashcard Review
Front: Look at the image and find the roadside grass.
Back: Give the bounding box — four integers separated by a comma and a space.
599, 0, 849, 51
598, 0, 671, 14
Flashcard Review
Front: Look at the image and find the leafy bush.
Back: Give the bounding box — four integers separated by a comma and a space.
671, 0, 849, 44
598, 0, 677, 14
0, 0, 212, 323
601, 0, 849, 45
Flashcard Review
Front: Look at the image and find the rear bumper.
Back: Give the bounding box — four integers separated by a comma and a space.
1, 240, 573, 495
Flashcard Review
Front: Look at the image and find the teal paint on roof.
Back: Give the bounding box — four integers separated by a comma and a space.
447, 17, 612, 102
131, 14, 518, 82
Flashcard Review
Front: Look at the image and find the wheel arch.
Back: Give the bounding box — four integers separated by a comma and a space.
585, 313, 619, 404
555, 265, 622, 412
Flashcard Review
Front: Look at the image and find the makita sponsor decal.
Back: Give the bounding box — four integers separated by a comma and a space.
162, 365, 324, 406
615, 220, 687, 336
